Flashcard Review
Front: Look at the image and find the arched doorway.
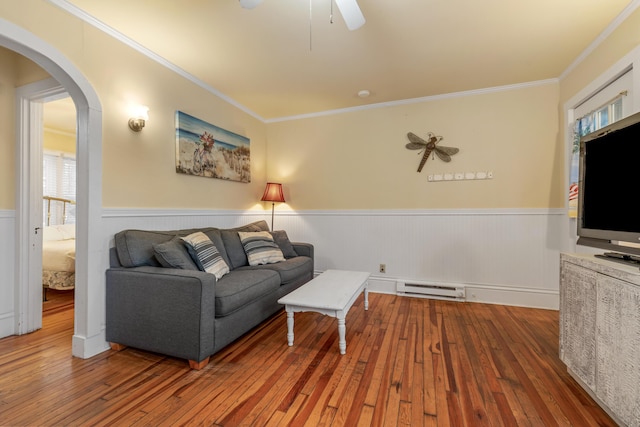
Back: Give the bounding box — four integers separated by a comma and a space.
2, 17, 107, 358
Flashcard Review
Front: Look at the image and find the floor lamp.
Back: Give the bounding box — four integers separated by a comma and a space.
261, 182, 285, 230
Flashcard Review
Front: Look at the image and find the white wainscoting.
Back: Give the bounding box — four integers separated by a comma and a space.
103, 208, 566, 310
278, 209, 564, 309
0, 207, 565, 342
0, 210, 16, 337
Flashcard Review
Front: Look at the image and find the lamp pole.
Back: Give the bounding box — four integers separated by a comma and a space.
270, 201, 275, 230
261, 182, 285, 231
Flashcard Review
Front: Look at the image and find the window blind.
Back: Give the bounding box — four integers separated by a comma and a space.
43, 152, 76, 225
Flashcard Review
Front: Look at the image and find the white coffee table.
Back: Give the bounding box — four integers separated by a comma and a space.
277, 269, 370, 355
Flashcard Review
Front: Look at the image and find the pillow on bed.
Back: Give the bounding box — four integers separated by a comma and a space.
43, 226, 65, 242
181, 232, 230, 279
42, 224, 76, 241
153, 236, 199, 271
57, 224, 76, 240
238, 231, 285, 266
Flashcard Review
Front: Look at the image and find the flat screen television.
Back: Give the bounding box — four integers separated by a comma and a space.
577, 110, 640, 261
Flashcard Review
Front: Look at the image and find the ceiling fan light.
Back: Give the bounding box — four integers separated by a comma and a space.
334, 0, 366, 31
239, 0, 263, 9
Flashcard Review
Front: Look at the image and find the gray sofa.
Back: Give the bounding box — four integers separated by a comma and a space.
106, 220, 314, 369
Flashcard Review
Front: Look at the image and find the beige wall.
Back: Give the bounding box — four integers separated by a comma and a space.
0, 48, 75, 209
2, 1, 638, 212
16, 53, 50, 87
267, 83, 561, 209
0, 0, 268, 211
0, 48, 17, 208
560, 7, 640, 106
43, 130, 75, 154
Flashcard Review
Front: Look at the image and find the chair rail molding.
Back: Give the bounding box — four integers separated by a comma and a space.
101, 207, 564, 309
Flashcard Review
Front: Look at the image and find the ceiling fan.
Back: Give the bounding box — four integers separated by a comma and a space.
239, 0, 366, 31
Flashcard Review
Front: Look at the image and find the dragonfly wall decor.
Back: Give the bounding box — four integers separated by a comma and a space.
405, 132, 459, 172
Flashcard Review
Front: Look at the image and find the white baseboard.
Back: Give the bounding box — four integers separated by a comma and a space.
464, 284, 559, 310
366, 276, 398, 295
365, 274, 558, 310
0, 312, 14, 337
72, 330, 110, 359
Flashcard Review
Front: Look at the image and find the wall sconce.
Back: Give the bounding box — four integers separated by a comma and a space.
128, 105, 149, 132
260, 182, 285, 230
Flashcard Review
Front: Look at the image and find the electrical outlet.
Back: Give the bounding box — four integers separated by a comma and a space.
379, 263, 386, 274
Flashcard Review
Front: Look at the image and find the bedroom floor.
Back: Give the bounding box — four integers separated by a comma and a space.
43, 288, 74, 314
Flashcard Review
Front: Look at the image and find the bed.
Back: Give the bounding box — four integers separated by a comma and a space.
42, 223, 76, 292
42, 196, 76, 295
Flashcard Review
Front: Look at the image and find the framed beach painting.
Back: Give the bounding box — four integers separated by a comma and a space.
175, 111, 251, 182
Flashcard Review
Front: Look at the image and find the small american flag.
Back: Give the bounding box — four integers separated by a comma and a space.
569, 183, 579, 201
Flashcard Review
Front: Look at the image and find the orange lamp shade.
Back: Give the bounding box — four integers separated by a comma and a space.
260, 183, 285, 203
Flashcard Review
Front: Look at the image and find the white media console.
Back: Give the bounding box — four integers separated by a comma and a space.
559, 253, 640, 426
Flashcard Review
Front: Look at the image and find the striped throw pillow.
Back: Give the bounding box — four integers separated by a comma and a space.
238, 231, 285, 266
181, 232, 230, 280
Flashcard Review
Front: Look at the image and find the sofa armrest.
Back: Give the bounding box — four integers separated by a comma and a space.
106, 266, 216, 363
292, 242, 314, 259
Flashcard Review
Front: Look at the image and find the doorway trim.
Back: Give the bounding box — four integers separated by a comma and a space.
15, 78, 68, 334
2, 17, 107, 358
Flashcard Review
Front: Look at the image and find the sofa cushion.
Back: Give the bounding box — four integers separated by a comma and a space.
153, 236, 199, 270
235, 220, 270, 233
182, 232, 230, 280
214, 269, 280, 317
236, 256, 312, 286
270, 230, 298, 258
115, 230, 176, 267
220, 230, 248, 269
238, 231, 285, 266
114, 222, 268, 269
220, 220, 270, 269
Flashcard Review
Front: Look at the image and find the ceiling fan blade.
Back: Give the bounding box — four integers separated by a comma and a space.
239, 0, 263, 9
334, 0, 366, 31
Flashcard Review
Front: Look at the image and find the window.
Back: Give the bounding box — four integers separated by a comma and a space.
575, 93, 625, 138
568, 69, 632, 218
43, 152, 76, 225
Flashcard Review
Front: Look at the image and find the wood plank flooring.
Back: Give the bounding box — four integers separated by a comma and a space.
0, 292, 617, 426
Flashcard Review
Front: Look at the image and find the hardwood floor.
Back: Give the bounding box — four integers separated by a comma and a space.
0, 292, 616, 426
42, 288, 75, 313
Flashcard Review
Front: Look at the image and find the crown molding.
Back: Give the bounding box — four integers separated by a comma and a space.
48, 0, 633, 124
559, 0, 640, 80
47, 0, 265, 122
265, 79, 559, 123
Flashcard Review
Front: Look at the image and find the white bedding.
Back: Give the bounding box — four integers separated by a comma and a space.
42, 238, 76, 272
42, 224, 76, 291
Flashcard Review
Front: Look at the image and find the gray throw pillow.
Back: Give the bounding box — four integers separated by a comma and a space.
153, 236, 199, 270
270, 230, 298, 258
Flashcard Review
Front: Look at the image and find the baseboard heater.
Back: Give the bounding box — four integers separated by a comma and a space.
396, 280, 466, 301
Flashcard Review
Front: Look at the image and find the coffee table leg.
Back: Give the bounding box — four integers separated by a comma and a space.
338, 317, 346, 355
286, 310, 294, 346
364, 286, 369, 310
